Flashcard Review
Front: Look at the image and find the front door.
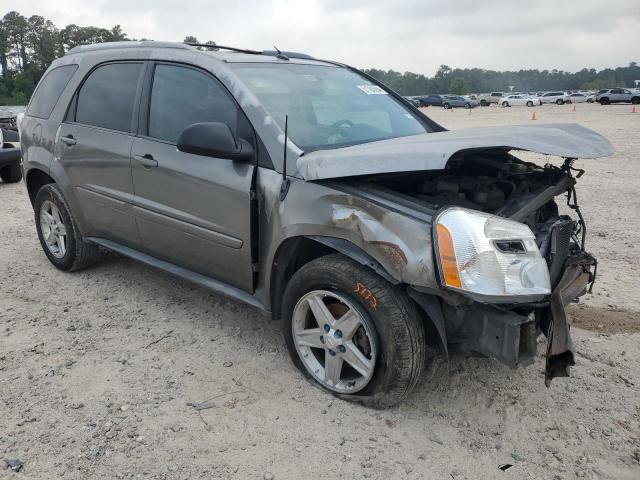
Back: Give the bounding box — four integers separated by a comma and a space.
131, 62, 255, 292
58, 61, 145, 245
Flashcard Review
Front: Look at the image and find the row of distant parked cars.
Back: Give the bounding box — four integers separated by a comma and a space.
405, 88, 640, 109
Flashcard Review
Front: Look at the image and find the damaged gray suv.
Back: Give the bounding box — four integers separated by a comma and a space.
21, 42, 613, 407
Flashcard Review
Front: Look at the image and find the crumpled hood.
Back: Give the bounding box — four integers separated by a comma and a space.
297, 123, 615, 180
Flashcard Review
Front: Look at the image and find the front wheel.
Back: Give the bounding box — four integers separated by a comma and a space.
464, 103, 471, 109
526, 101, 533, 107
443, 103, 451, 109
34, 183, 100, 271
282, 254, 426, 408
632, 97, 640, 105
556, 99, 564, 105
502, 101, 509, 107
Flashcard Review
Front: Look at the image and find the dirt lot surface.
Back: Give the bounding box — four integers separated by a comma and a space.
1, 103, 639, 479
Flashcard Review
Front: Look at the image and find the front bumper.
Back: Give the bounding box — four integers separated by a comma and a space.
411, 251, 596, 385
0, 146, 20, 169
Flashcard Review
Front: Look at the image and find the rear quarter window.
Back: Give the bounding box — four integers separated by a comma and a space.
26, 65, 78, 119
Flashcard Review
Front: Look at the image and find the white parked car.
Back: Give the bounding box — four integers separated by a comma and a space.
569, 93, 594, 103
540, 91, 571, 105
500, 94, 542, 107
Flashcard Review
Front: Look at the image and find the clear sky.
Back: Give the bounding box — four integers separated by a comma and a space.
5, 0, 640, 76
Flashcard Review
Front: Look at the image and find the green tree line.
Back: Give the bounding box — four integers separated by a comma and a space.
1, 9, 638, 105
363, 63, 640, 96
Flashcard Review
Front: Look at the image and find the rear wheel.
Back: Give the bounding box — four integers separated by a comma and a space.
480, 99, 488, 107
632, 97, 640, 105
282, 254, 426, 408
34, 183, 100, 271
600, 97, 610, 105
0, 163, 22, 183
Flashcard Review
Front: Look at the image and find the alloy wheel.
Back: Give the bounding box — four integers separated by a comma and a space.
292, 290, 377, 394
40, 199, 67, 258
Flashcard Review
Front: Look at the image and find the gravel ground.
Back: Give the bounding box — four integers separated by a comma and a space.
1, 103, 639, 479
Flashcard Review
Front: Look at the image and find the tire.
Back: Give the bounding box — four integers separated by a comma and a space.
600, 98, 609, 105
0, 163, 22, 183
464, 103, 471, 109
526, 101, 533, 107
587, 99, 593, 103
632, 97, 640, 105
443, 103, 451, 109
556, 99, 564, 105
502, 101, 509, 107
34, 183, 100, 271
480, 100, 488, 107
282, 254, 426, 408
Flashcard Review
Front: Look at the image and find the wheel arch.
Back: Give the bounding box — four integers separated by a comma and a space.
26, 168, 56, 206
269, 235, 398, 320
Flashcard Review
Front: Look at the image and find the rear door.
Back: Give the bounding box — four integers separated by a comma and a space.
58, 61, 144, 244
609, 88, 623, 102
130, 62, 256, 292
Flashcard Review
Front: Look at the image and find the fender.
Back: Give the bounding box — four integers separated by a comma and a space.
306, 235, 399, 285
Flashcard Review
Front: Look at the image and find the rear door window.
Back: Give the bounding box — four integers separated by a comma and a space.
27, 65, 78, 119
147, 64, 238, 144
75, 63, 143, 133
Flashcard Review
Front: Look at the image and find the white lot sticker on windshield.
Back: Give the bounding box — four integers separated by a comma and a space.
357, 84, 388, 95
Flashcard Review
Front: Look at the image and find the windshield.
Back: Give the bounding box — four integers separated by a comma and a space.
230, 63, 429, 152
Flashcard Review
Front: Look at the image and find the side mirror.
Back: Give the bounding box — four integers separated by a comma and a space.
177, 122, 252, 161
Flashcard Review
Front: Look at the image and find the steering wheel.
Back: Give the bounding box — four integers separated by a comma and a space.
329, 119, 354, 133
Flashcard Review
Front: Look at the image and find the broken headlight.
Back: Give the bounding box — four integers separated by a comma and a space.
434, 207, 550, 301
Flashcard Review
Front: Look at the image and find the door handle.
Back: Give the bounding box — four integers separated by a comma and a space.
134, 154, 158, 168
60, 135, 77, 146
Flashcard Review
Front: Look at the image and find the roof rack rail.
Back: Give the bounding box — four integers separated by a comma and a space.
186, 43, 315, 60
262, 50, 315, 60
66, 41, 190, 55
185, 43, 262, 54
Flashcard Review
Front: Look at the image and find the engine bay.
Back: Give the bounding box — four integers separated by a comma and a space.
345, 149, 591, 291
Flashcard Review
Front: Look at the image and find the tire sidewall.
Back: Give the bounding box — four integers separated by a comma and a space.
34, 184, 79, 270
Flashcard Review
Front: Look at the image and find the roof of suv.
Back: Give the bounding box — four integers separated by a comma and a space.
65, 41, 335, 66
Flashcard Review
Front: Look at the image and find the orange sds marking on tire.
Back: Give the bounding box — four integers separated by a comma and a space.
354, 282, 377, 310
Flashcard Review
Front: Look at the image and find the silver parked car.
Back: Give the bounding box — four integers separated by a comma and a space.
441, 95, 478, 109
596, 88, 640, 105
540, 91, 571, 105
20, 41, 613, 407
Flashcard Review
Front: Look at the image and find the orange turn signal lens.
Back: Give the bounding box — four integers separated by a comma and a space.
437, 223, 462, 288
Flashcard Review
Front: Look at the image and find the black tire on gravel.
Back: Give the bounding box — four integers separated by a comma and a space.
282, 253, 427, 408
526, 101, 533, 107
556, 99, 564, 105
34, 183, 100, 271
0, 163, 22, 183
